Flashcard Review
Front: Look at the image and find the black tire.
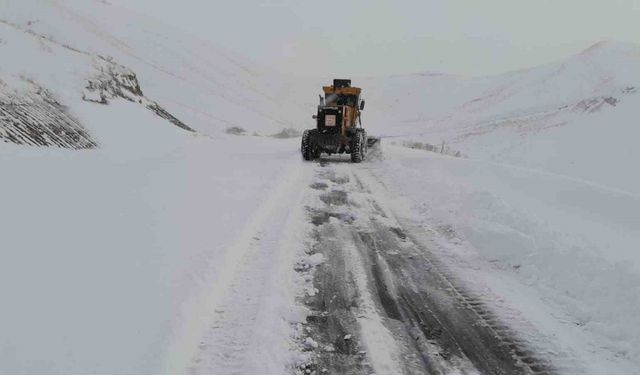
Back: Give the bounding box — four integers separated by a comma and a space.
301, 130, 314, 161
351, 131, 364, 163
362, 130, 368, 157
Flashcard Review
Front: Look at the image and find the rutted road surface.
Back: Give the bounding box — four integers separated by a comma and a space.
297, 156, 558, 375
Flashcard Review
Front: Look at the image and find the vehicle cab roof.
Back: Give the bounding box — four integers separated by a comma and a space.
323, 86, 362, 95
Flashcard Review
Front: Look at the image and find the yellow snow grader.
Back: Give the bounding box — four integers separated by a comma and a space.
301, 79, 375, 163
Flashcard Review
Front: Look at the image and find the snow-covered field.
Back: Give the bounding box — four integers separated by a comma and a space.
1, 0, 640, 374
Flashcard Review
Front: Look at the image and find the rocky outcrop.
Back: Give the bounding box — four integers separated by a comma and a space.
83, 56, 194, 132
0, 78, 97, 149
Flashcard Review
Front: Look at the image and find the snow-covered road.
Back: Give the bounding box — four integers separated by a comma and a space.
295, 155, 559, 375
170, 141, 639, 375
186, 152, 313, 375
2, 136, 638, 375
180, 143, 600, 375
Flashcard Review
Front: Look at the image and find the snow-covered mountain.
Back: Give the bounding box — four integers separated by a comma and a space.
361, 40, 640, 374
364, 40, 640, 192
0, 0, 315, 150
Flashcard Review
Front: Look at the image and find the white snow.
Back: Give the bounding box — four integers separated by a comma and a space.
0, 134, 315, 375
363, 40, 640, 192
361, 141, 640, 374
1, 0, 640, 374
0, 0, 314, 137
354, 40, 640, 373
0, 1, 315, 374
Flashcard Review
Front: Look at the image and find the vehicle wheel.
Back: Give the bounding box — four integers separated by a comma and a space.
301, 130, 314, 161
361, 130, 368, 158
350, 131, 364, 163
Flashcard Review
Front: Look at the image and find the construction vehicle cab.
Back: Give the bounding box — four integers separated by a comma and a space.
302, 79, 368, 162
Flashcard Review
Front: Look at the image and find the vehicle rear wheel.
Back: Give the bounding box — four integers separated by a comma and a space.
350, 131, 364, 163
301, 130, 314, 161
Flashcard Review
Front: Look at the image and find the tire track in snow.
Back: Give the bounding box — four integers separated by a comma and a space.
299, 165, 407, 375
352, 164, 559, 374
300, 157, 559, 375
180, 155, 313, 375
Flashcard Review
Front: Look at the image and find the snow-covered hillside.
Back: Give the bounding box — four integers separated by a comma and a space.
364, 41, 640, 192
361, 40, 640, 373
0, 0, 315, 147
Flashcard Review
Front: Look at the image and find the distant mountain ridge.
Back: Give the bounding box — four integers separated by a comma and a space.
360, 39, 640, 192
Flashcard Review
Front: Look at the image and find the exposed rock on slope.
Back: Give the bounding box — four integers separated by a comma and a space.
0, 11, 201, 150
0, 78, 96, 148
83, 56, 194, 132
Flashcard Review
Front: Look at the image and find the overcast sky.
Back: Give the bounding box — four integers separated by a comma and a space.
108, 0, 640, 77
